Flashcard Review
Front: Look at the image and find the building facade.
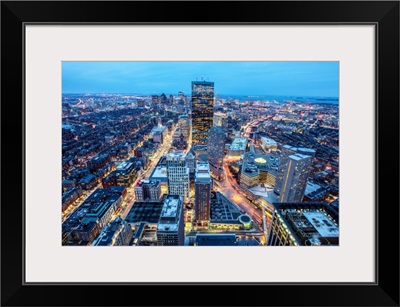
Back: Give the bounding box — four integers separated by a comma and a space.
94, 217, 134, 246
166, 153, 190, 201
274, 145, 315, 195
134, 179, 162, 202
185, 149, 197, 179
228, 138, 248, 160
191, 80, 214, 145
156, 195, 184, 246
178, 114, 191, 140
207, 126, 225, 180
267, 202, 339, 246
194, 162, 212, 225
279, 154, 313, 203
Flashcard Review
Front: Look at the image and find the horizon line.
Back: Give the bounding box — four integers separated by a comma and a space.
62, 92, 339, 99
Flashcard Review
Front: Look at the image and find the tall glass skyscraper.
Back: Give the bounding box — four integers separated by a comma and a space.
191, 80, 214, 145
207, 126, 225, 180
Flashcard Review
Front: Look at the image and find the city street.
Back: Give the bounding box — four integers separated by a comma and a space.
214, 162, 263, 231
117, 125, 176, 220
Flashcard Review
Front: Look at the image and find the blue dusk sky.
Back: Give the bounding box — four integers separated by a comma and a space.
62, 61, 339, 97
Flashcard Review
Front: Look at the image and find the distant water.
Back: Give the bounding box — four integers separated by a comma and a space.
219, 95, 339, 104
62, 93, 339, 105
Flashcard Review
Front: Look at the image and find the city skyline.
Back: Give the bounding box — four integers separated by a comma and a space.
62, 61, 339, 97
62, 66, 339, 247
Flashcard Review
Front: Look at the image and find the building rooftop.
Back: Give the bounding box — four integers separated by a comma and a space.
78, 173, 96, 184
116, 161, 133, 171
229, 138, 248, 151
305, 181, 322, 195
261, 136, 277, 146
125, 201, 164, 224
210, 192, 242, 222
150, 166, 168, 181
273, 202, 339, 245
160, 197, 179, 218
195, 234, 237, 246
289, 153, 310, 161
166, 153, 186, 160
195, 162, 211, 180
135, 179, 160, 188
157, 196, 182, 232
302, 211, 339, 237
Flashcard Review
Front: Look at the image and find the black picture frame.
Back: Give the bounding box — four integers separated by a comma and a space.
1, 1, 399, 306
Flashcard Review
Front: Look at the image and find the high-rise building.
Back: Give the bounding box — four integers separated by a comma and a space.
207, 126, 225, 180
185, 149, 196, 179
151, 95, 159, 106
195, 162, 212, 225
134, 179, 162, 202
178, 91, 186, 104
279, 154, 313, 202
267, 202, 339, 246
166, 153, 190, 201
274, 145, 315, 195
178, 114, 191, 140
156, 195, 184, 246
213, 112, 228, 127
160, 93, 167, 104
191, 80, 214, 145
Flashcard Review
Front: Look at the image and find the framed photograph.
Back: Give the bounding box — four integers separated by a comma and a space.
1, 1, 399, 306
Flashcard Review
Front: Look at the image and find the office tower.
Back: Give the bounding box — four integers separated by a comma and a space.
160, 93, 167, 104
134, 180, 162, 202
178, 91, 186, 104
156, 195, 184, 246
191, 80, 214, 145
279, 154, 313, 203
267, 202, 339, 246
195, 162, 212, 225
151, 95, 159, 106
274, 145, 315, 195
166, 153, 190, 201
213, 112, 227, 127
178, 114, 191, 140
185, 149, 196, 177
169, 94, 174, 104
207, 126, 225, 180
